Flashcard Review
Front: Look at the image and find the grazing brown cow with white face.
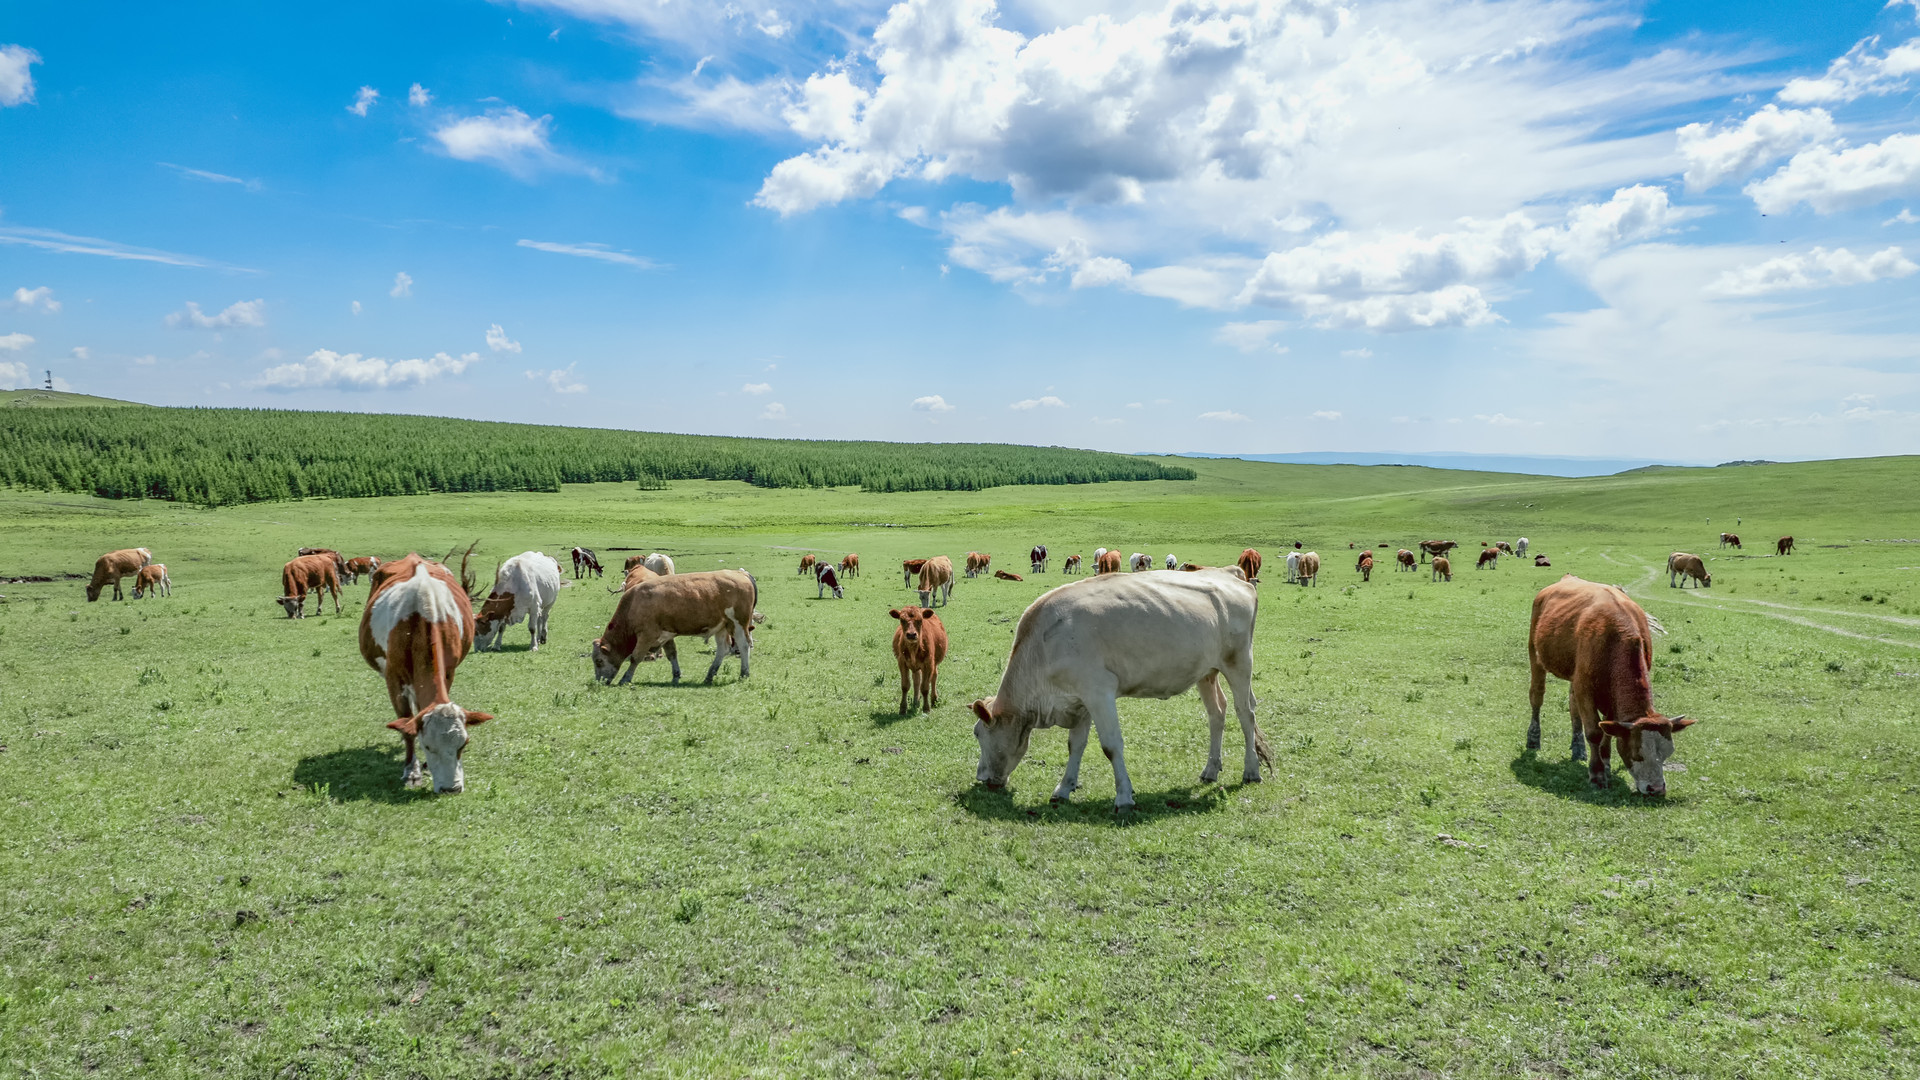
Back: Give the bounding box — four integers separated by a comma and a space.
1719, 532, 1741, 549
1476, 548, 1500, 570
1063, 554, 1083, 575
839, 553, 860, 578
1418, 540, 1456, 563
1431, 556, 1452, 582
891, 606, 948, 715
1096, 550, 1123, 574
994, 569, 1024, 581
278, 554, 342, 618
132, 563, 171, 598
343, 556, 380, 584
1356, 551, 1374, 581
1528, 575, 1697, 794
918, 555, 955, 608
360, 554, 492, 793
965, 552, 991, 578
1396, 549, 1417, 571
1777, 536, 1794, 556
86, 547, 151, 602
1238, 548, 1262, 584
1296, 551, 1320, 586
902, 558, 929, 587
592, 570, 757, 685
1668, 552, 1710, 588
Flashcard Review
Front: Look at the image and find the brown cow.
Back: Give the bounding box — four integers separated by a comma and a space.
1238, 548, 1262, 584
994, 569, 1024, 582
132, 563, 171, 599
1356, 551, 1374, 581
1396, 549, 1417, 571
622, 563, 659, 590
797, 553, 817, 576
1476, 548, 1500, 570
343, 556, 381, 584
902, 558, 929, 587
592, 570, 757, 685
1534, 555, 1552, 567
359, 554, 492, 793
1496, 541, 1514, 556
278, 554, 342, 618
839, 553, 860, 578
299, 548, 349, 579
86, 547, 151, 602
1296, 551, 1320, 586
1062, 554, 1083, 575
1667, 552, 1710, 589
891, 606, 948, 715
1418, 540, 1457, 563
1777, 536, 1794, 556
1528, 575, 1697, 793
918, 555, 955, 608
1180, 563, 1204, 572
1431, 556, 1452, 582
1718, 532, 1741, 549
1096, 550, 1123, 575
965, 552, 991, 578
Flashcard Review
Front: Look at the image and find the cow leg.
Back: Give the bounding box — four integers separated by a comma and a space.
663, 639, 681, 683
899, 658, 913, 714
1199, 672, 1228, 783
1087, 695, 1135, 809
399, 730, 423, 787
1526, 659, 1546, 751
331, 586, 341, 615
1052, 716, 1091, 802
1221, 660, 1266, 783
704, 629, 732, 684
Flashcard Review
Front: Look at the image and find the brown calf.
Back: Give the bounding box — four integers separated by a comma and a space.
132, 563, 171, 599
1296, 551, 1320, 586
965, 552, 991, 578
902, 558, 930, 587
1431, 556, 1452, 582
797, 553, 817, 576
1534, 555, 1552, 567
918, 555, 955, 608
1095, 550, 1123, 574
278, 554, 342, 618
839, 553, 860, 578
1356, 551, 1374, 581
343, 556, 381, 584
86, 547, 152, 602
1396, 548, 1417, 571
1719, 532, 1741, 549
994, 569, 1024, 581
1476, 548, 1500, 570
1062, 554, 1083, 574
1495, 541, 1514, 556
1667, 552, 1710, 589
890, 606, 948, 715
359, 554, 492, 793
1777, 536, 1794, 556
1238, 547, 1262, 583
1528, 575, 1697, 793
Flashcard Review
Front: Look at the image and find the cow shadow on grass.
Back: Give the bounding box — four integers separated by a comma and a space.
955, 780, 1234, 825
292, 745, 434, 804
1508, 750, 1673, 808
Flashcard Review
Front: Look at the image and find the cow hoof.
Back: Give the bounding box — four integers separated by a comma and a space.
1113, 799, 1136, 811
1242, 768, 1263, 784
1199, 768, 1220, 784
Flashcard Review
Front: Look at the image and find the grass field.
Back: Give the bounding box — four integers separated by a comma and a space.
3, 455, 1918, 1077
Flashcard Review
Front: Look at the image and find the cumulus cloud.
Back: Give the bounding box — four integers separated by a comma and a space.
1888, 208, 1919, 225
0, 360, 27, 386
912, 394, 955, 412
0, 331, 33, 351
1777, 34, 1920, 105
526, 363, 587, 393
1709, 246, 1918, 296
10, 286, 58, 313
390, 271, 413, 298
433, 108, 568, 176
1198, 410, 1250, 423
761, 401, 787, 420
1214, 320, 1289, 354
1044, 238, 1132, 289
1677, 105, 1836, 191
1310, 410, 1342, 421
70, 346, 88, 360
741, 381, 772, 394
1341, 347, 1373, 358
516, 239, 659, 268
165, 299, 266, 329
409, 82, 432, 107
486, 323, 522, 353
1009, 395, 1067, 411
0, 45, 40, 107
256, 349, 478, 390
351, 300, 363, 315
1746, 134, 1920, 215
348, 85, 379, 117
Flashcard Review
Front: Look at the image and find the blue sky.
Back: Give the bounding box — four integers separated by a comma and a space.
2, 1, 1918, 462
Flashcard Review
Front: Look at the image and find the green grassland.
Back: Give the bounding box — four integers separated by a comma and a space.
1, 389, 145, 409
2, 455, 1918, 1078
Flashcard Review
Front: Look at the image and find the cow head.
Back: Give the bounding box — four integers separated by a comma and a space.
971, 698, 1035, 790
474, 592, 516, 650
389, 703, 493, 794
85, 583, 103, 602
1597, 715, 1698, 796
275, 595, 304, 617
891, 607, 937, 643
590, 637, 626, 682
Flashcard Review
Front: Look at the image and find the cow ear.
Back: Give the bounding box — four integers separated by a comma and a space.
387, 716, 420, 736
1597, 720, 1632, 738
1667, 715, 1695, 733
922, 608, 935, 618
971, 700, 993, 724
465, 711, 493, 726
888, 608, 902, 620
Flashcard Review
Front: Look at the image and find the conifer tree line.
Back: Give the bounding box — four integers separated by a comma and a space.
0, 407, 1196, 506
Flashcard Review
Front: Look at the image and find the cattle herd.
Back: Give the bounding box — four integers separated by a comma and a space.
76, 528, 1801, 804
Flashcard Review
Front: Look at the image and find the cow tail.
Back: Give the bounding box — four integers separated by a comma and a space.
1253, 725, 1275, 776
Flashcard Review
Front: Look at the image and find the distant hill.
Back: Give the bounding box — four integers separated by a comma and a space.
3, 389, 146, 409
1164, 450, 1699, 477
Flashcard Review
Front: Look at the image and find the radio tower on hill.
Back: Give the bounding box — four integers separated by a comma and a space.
44, 369, 54, 391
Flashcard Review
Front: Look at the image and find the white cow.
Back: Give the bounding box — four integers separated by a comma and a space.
1165, 553, 1178, 570
1094, 547, 1108, 565
1516, 537, 1530, 558
644, 552, 675, 576
475, 551, 563, 651
1285, 550, 1301, 583
970, 569, 1272, 808
1130, 552, 1152, 572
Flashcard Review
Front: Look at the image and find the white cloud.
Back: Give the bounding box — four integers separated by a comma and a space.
1310, 410, 1342, 421
1125, 401, 1143, 409
409, 82, 432, 107
165, 299, 266, 329
515, 239, 659, 268
351, 300, 363, 315
1888, 208, 1919, 225
390, 271, 413, 298
1676, 105, 1836, 191
0, 226, 245, 270
742, 381, 773, 394
1341, 347, 1374, 358
255, 349, 478, 390
0, 360, 28, 387
761, 401, 787, 420
131, 354, 158, 366
433, 108, 567, 176
1214, 320, 1289, 354
486, 323, 522, 353
1089, 415, 1124, 425
159, 162, 261, 190
10, 286, 58, 313
1709, 245, 1918, 296
911, 394, 955, 412
1475, 412, 1541, 427
348, 85, 379, 117
526, 363, 587, 393
1198, 410, 1250, 423
1043, 238, 1132, 289
1747, 134, 1920, 215
1009, 395, 1067, 411
0, 331, 33, 351
1777, 35, 1920, 105
0, 45, 40, 107
70, 346, 88, 360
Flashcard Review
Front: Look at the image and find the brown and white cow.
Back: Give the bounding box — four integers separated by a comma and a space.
839, 553, 860, 578
1356, 551, 1374, 581
343, 556, 381, 584
1129, 552, 1152, 573
1062, 554, 1083, 575
278, 554, 342, 618
86, 547, 151, 602
1396, 549, 1417, 572
1777, 536, 1794, 556
994, 569, 1024, 582
1719, 532, 1741, 549
970, 569, 1271, 808
591, 569, 757, 685
1296, 551, 1320, 586
622, 563, 659, 590
918, 555, 955, 608
965, 552, 991, 578
1495, 541, 1514, 556
1238, 548, 1262, 584
1476, 548, 1500, 570
1667, 552, 1710, 589
132, 563, 171, 599
1528, 575, 1697, 794
1095, 550, 1123, 575
1418, 540, 1457, 564
1431, 556, 1452, 582
816, 561, 844, 599
902, 558, 930, 587
797, 553, 817, 577
1030, 545, 1048, 574
571, 547, 603, 579
891, 606, 948, 715
475, 551, 563, 652
359, 554, 492, 793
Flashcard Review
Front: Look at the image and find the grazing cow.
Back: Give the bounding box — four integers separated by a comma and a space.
592, 569, 758, 685
1296, 551, 1320, 586
891, 606, 948, 715
360, 554, 492, 793
918, 555, 955, 608
1418, 540, 1457, 564
839, 553, 860, 578
902, 558, 929, 587
970, 569, 1272, 808
132, 563, 171, 599
624, 554, 646, 573
965, 552, 992, 578
1356, 551, 1374, 581
571, 547, 603, 579
1396, 549, 1417, 572
1534, 555, 1552, 567
1777, 536, 1794, 556
299, 548, 348, 574
1496, 541, 1514, 556
995, 569, 1024, 582
1719, 532, 1741, 550
622, 564, 659, 590
642, 552, 674, 576
1094, 547, 1109, 567
1528, 575, 1697, 793
1477, 548, 1500, 570
1164, 554, 1177, 570
816, 561, 844, 599
797, 553, 817, 577
1238, 548, 1262, 584
1030, 545, 1048, 574
1516, 538, 1530, 558
1668, 552, 1710, 589
475, 551, 563, 652
1096, 550, 1123, 575
1063, 554, 1083, 575
278, 554, 342, 618
1431, 556, 1452, 582
343, 556, 381, 584
1130, 552, 1152, 572
1285, 550, 1301, 583
86, 547, 152, 602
